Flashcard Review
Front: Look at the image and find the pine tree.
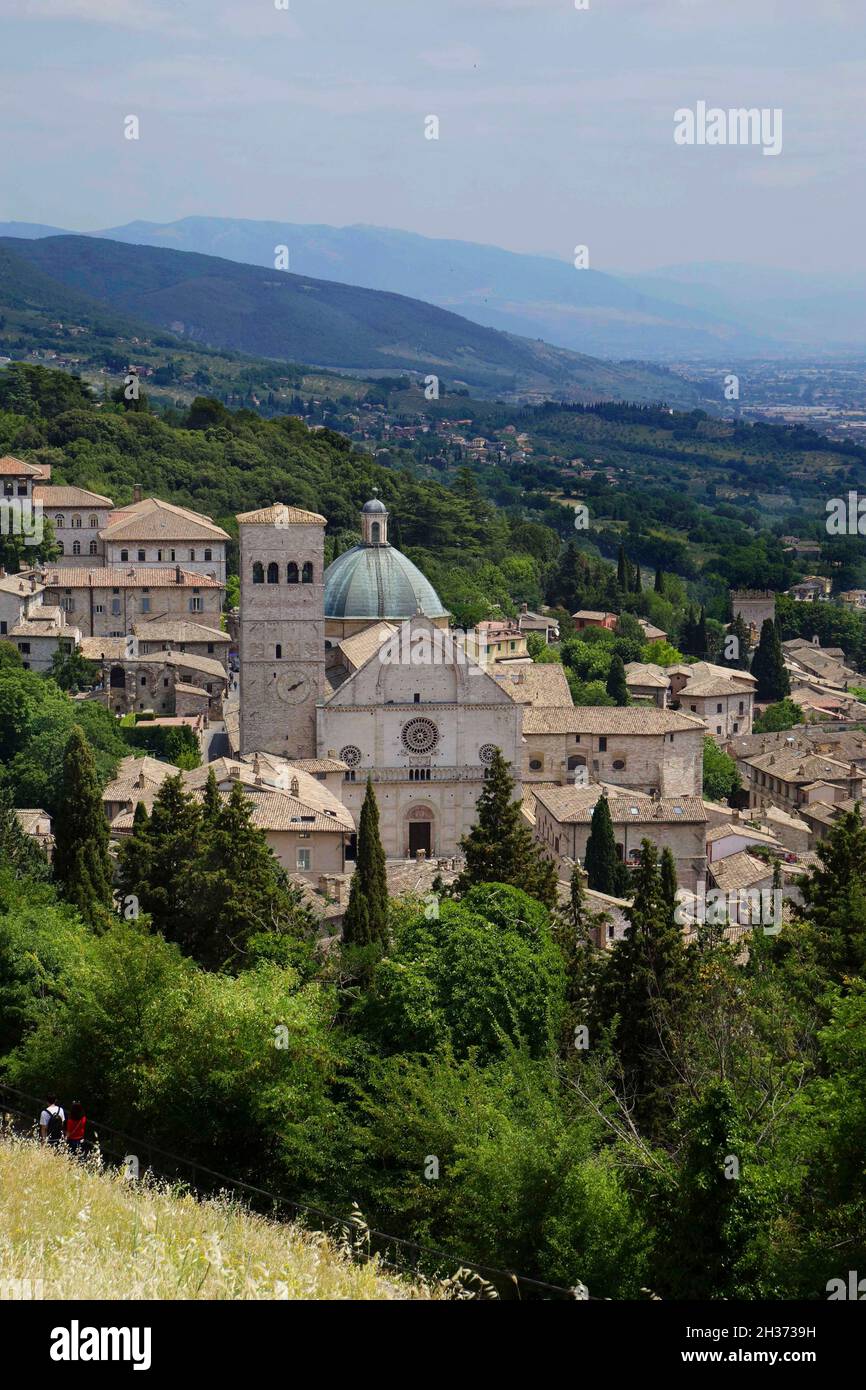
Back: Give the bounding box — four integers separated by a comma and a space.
606, 654, 630, 706
584, 794, 630, 897
751, 618, 790, 702
53, 726, 114, 923
595, 838, 692, 1123
0, 789, 51, 882
343, 777, 389, 947
793, 805, 866, 979
456, 750, 557, 907
121, 775, 205, 946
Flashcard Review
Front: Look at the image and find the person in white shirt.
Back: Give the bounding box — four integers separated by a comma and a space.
39, 1097, 65, 1145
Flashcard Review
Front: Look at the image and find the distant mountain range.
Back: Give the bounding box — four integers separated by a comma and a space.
0, 233, 705, 406
3, 217, 861, 359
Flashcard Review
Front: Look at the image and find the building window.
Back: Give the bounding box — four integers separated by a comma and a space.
56, 542, 64, 554
89, 540, 98, 555
204, 549, 212, 562
297, 849, 311, 870
302, 561, 313, 583
400, 717, 439, 754
189, 549, 195, 561
598, 737, 607, 752
140, 676, 147, 686
267, 561, 279, 584
164, 678, 170, 688
89, 515, 97, 528
413, 693, 420, 704
286, 562, 299, 584
138, 549, 145, 562
72, 541, 81, 555
72, 515, 82, 529
0, 622, 5, 635
340, 744, 362, 768
141, 597, 151, 613
409, 768, 431, 781
17, 642, 31, 654
55, 514, 65, 529
716, 703, 723, 714
120, 549, 129, 562
529, 758, 543, 771
275, 644, 282, 659
111, 599, 121, 616
252, 562, 264, 584
612, 759, 626, 771
190, 597, 203, 613
94, 603, 104, 614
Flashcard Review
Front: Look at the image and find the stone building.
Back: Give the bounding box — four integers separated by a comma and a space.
533, 783, 708, 890
730, 589, 776, 640
318, 614, 523, 859
35, 565, 223, 638
0, 571, 79, 672
521, 706, 706, 797
34, 485, 114, 567
237, 503, 327, 759
100, 496, 229, 585
81, 637, 227, 716
668, 661, 756, 742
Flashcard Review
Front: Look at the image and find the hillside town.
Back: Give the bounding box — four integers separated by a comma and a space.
7, 450, 866, 952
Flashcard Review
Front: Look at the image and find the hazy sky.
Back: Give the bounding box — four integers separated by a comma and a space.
2, 0, 864, 271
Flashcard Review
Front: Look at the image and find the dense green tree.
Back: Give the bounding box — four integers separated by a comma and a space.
753, 698, 803, 734
606, 653, 629, 705
52, 726, 114, 924
595, 839, 692, 1123
792, 806, 866, 981
702, 737, 741, 803
457, 750, 557, 907
751, 618, 791, 702
584, 794, 630, 897
49, 647, 98, 693
343, 777, 389, 948
660, 845, 679, 928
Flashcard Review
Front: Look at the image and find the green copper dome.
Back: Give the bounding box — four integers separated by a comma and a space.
324, 543, 449, 622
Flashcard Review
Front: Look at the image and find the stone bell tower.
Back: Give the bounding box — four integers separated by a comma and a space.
237, 503, 326, 758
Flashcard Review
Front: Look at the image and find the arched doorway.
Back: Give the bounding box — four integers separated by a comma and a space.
406, 804, 434, 859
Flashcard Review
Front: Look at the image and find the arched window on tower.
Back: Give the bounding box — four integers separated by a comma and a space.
252, 561, 264, 585
371, 522, 380, 543
275, 644, 282, 659
301, 561, 313, 584
267, 561, 279, 584
286, 562, 299, 584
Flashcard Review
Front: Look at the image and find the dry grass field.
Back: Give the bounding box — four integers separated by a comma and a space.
0, 1137, 435, 1301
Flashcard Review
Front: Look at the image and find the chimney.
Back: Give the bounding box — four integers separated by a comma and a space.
175, 564, 182, 584
133, 484, 143, 504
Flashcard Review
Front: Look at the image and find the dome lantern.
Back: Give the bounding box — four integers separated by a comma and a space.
361, 489, 388, 546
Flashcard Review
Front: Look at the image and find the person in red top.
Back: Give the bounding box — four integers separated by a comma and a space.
66, 1100, 86, 1157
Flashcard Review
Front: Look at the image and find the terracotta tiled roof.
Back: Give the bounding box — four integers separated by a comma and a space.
522, 706, 706, 735
236, 504, 326, 526
101, 498, 229, 542
533, 784, 707, 825
495, 664, 573, 708
0, 455, 46, 476
40, 566, 221, 588
34, 485, 113, 508
133, 619, 229, 644
708, 851, 774, 894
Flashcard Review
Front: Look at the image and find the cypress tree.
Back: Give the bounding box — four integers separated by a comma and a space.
654, 566, 664, 595
632, 563, 642, 594
660, 845, 679, 927
751, 618, 790, 702
202, 768, 221, 825
53, 725, 114, 923
343, 777, 389, 947
595, 838, 692, 1123
606, 653, 630, 706
616, 544, 629, 592
457, 749, 557, 907
722, 614, 751, 669
584, 793, 629, 897
695, 606, 709, 659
